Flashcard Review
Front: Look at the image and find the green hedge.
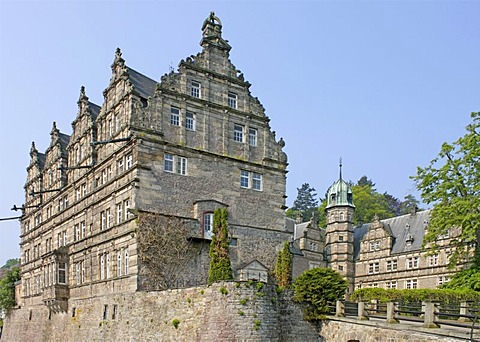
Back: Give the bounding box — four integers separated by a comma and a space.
351, 288, 480, 304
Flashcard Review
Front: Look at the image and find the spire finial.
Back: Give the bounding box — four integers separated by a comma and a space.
339, 157, 343, 181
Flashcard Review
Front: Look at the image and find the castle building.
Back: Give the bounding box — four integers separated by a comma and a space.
290, 167, 462, 294
18, 12, 290, 314
13, 12, 463, 326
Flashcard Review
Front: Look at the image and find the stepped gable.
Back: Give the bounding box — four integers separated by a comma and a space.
353, 210, 431, 259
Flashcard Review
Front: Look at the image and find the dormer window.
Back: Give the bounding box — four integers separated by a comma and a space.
330, 193, 336, 204
406, 234, 414, 245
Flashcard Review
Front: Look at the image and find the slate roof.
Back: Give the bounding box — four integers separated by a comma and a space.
88, 102, 101, 120
37, 153, 46, 170
126, 67, 157, 99
353, 210, 431, 260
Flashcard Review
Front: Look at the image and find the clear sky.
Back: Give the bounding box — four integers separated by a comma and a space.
0, 1, 479, 266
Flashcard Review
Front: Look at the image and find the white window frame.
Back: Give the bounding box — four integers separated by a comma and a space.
170, 107, 180, 126
176, 157, 187, 175
117, 158, 124, 174
126, 154, 133, 169
106, 253, 111, 279
117, 250, 122, 277
203, 213, 214, 239
124, 248, 129, 275
186, 112, 195, 131
234, 124, 244, 143
81, 221, 86, 239
228, 92, 237, 109
57, 262, 68, 284
117, 203, 123, 224
100, 254, 105, 280
252, 173, 262, 191
106, 208, 111, 228
191, 81, 201, 98
124, 199, 130, 220
249, 128, 257, 146
101, 211, 106, 230
240, 170, 250, 188
164, 153, 174, 173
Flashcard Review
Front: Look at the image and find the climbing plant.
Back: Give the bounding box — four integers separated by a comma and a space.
208, 208, 233, 284
275, 241, 292, 288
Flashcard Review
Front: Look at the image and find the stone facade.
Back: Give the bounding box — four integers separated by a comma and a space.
290, 170, 463, 294
2, 282, 320, 342
15, 12, 290, 329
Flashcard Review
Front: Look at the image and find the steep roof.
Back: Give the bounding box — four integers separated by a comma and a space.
353, 210, 431, 259
126, 66, 157, 99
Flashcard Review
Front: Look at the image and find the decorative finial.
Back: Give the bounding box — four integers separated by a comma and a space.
30, 141, 37, 157
78, 86, 88, 104
112, 47, 125, 68
339, 157, 343, 181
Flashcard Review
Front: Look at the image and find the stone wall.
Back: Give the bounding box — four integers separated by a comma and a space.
319, 318, 467, 342
2, 282, 320, 342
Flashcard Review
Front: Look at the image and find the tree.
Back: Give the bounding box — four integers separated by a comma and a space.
399, 194, 421, 215
208, 208, 233, 284
288, 183, 318, 222
136, 212, 196, 290
413, 112, 480, 266
293, 267, 348, 321
351, 183, 393, 225
0, 266, 20, 313
274, 241, 292, 288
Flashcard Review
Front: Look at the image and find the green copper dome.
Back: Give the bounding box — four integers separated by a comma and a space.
326, 161, 355, 209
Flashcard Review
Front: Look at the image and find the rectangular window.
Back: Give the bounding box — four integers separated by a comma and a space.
106, 253, 111, 279
64, 195, 69, 208
234, 124, 244, 143
106, 208, 111, 228
57, 262, 67, 284
191, 81, 201, 98
124, 248, 129, 275
368, 262, 379, 274
115, 113, 121, 132
164, 153, 174, 172
176, 157, 187, 175
58, 232, 63, 247
81, 221, 86, 239
249, 128, 257, 146
100, 254, 105, 280
117, 158, 124, 174
81, 260, 85, 284
76, 188, 81, 201
124, 199, 130, 220
117, 203, 123, 224
252, 173, 262, 191
126, 154, 133, 169
117, 250, 122, 277
102, 170, 107, 184
204, 213, 213, 239
369, 242, 375, 251
375, 241, 380, 250
74, 224, 79, 241
186, 112, 195, 131
101, 211, 106, 230
429, 254, 439, 266
107, 165, 113, 180
228, 92, 237, 109
75, 263, 80, 285
407, 256, 419, 269
170, 107, 180, 126
240, 170, 250, 188
406, 279, 418, 289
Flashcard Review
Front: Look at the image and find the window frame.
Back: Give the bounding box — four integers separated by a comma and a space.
249, 128, 258, 146
170, 107, 180, 126
228, 91, 238, 109
233, 124, 244, 143
191, 81, 201, 98
185, 112, 195, 131
203, 212, 214, 239
240, 170, 250, 188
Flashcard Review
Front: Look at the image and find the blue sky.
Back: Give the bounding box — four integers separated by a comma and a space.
0, 1, 479, 266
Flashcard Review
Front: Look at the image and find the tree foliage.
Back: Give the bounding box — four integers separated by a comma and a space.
288, 183, 318, 222
208, 208, 233, 284
293, 267, 348, 321
440, 267, 480, 291
274, 241, 292, 288
0, 266, 20, 313
413, 112, 480, 266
